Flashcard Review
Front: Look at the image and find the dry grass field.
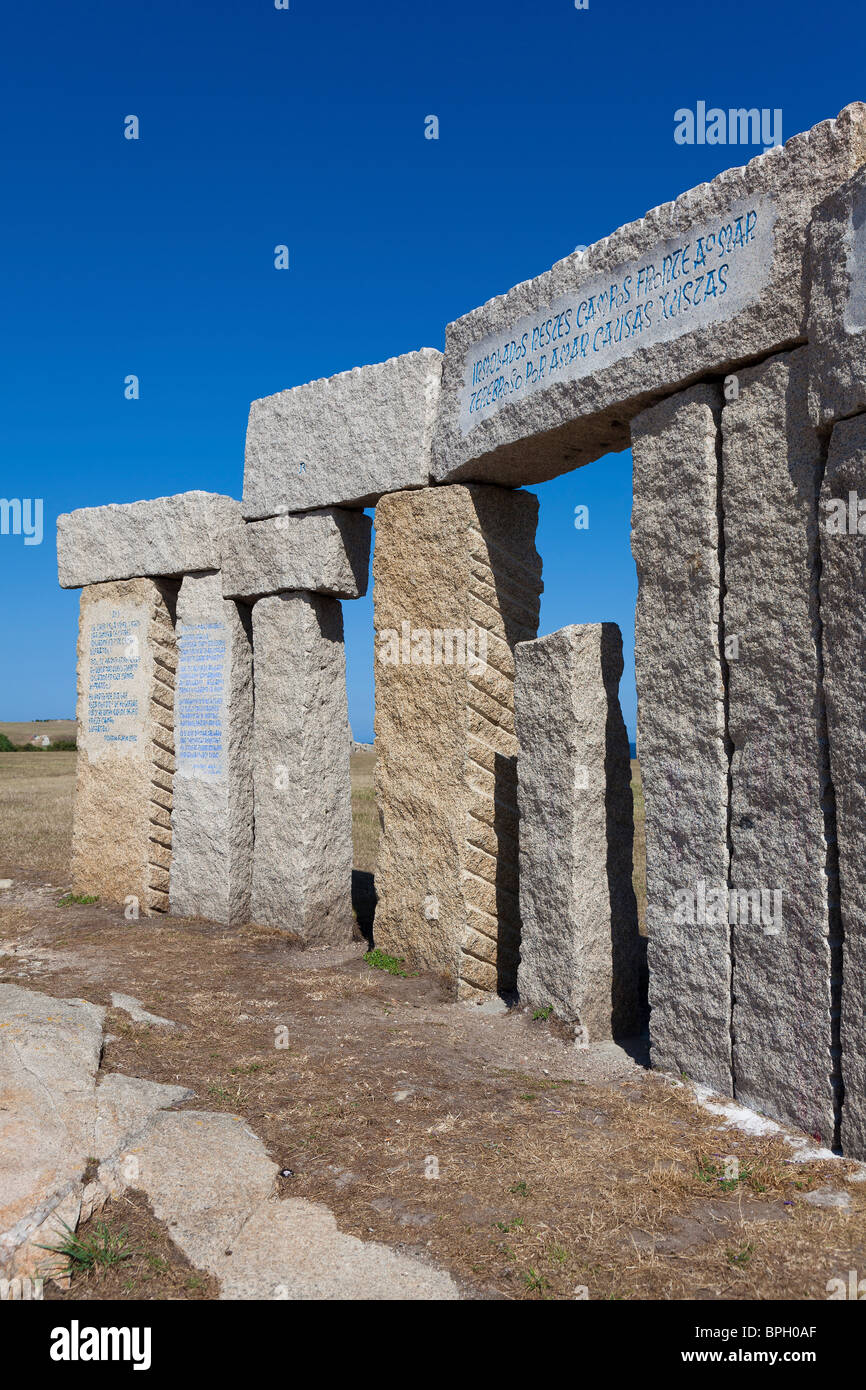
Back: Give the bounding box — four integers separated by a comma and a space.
0, 750, 384, 887
349, 750, 378, 875
0, 748, 648, 924
0, 719, 76, 744
0, 751, 77, 883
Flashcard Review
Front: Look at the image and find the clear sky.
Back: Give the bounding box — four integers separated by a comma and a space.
1, 0, 863, 739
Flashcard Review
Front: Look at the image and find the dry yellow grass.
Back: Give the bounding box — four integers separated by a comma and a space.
0, 747, 379, 884
0, 719, 76, 744
0, 747, 648, 925
0, 751, 76, 882
350, 750, 378, 874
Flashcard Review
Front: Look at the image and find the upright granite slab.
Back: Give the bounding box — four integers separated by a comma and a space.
250, 593, 354, 943
722, 349, 837, 1145
515, 624, 639, 1038
373, 484, 543, 1001
433, 104, 866, 488
71, 578, 178, 914
820, 413, 866, 1158
169, 572, 254, 925
809, 162, 866, 428
242, 349, 442, 516
57, 492, 240, 589
220, 508, 371, 601
631, 384, 731, 1094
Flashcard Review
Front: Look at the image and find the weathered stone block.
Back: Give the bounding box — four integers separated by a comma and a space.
242, 349, 442, 517
809, 163, 866, 427
220, 509, 371, 600
434, 104, 866, 489
515, 623, 639, 1039
71, 578, 178, 915
373, 484, 543, 1001
820, 412, 866, 1158
57, 492, 241, 589
169, 572, 254, 925
250, 593, 354, 943
723, 348, 836, 1144
631, 384, 731, 1094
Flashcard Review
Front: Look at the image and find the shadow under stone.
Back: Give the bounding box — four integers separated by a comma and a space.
352, 869, 376, 947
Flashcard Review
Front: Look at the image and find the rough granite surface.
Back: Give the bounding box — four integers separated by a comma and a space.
631, 384, 732, 1095
220, 509, 371, 600
243, 349, 442, 516
515, 623, 639, 1038
820, 412, 866, 1158
434, 104, 866, 488
250, 593, 354, 943
57, 492, 240, 589
809, 163, 866, 427
373, 484, 542, 1001
722, 348, 836, 1145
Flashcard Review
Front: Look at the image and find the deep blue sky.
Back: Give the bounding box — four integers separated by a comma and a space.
1, 0, 863, 739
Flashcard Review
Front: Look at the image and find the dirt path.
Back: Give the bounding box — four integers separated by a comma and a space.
2, 872, 865, 1300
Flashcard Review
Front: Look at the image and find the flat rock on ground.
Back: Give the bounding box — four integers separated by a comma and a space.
0, 983, 458, 1298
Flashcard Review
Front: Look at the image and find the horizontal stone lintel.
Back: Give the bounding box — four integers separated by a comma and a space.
220, 508, 372, 601
242, 348, 442, 517
57, 492, 241, 590
433, 103, 866, 489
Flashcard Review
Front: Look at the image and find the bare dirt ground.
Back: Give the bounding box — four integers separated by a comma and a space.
2, 753, 864, 1301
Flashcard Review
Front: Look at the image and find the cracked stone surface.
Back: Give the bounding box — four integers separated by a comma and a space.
0, 985, 188, 1280
0, 985, 459, 1298
100, 1110, 459, 1299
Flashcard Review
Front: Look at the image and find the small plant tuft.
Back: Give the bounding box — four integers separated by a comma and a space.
364, 948, 409, 977
39, 1219, 132, 1276
726, 1242, 754, 1268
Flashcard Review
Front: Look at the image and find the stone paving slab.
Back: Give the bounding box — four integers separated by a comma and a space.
0, 985, 188, 1281
101, 1110, 460, 1300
